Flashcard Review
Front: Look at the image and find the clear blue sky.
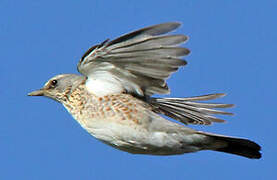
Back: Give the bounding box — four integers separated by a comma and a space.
1, 0, 275, 179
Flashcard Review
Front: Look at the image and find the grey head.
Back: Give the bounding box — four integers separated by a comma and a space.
28, 74, 86, 102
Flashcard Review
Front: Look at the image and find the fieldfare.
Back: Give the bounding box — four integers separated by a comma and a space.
29, 22, 261, 159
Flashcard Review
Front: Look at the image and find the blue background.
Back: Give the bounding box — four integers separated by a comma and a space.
1, 0, 275, 179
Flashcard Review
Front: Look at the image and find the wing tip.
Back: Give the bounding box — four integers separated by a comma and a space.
147, 21, 182, 36
158, 21, 182, 28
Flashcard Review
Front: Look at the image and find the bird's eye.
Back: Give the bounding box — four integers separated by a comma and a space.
50, 80, 58, 87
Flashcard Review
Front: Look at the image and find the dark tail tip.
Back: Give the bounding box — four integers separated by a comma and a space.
215, 136, 262, 159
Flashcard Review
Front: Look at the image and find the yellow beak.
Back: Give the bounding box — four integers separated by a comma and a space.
28, 89, 44, 96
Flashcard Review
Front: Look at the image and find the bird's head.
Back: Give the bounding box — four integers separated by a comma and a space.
28, 74, 85, 102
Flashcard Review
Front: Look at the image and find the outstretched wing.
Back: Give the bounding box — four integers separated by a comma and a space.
150, 93, 234, 125
77, 22, 189, 97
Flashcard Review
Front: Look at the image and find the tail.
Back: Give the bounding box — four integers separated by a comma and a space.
200, 132, 262, 159
150, 93, 234, 125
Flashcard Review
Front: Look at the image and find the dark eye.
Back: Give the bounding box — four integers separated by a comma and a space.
50, 79, 58, 87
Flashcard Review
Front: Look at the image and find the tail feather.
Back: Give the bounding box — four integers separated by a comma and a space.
203, 133, 262, 159
150, 93, 234, 125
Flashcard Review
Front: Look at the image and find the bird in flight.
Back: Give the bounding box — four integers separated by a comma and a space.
29, 22, 261, 159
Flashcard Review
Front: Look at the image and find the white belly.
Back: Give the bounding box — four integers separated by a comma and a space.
81, 117, 205, 155
64, 100, 206, 155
